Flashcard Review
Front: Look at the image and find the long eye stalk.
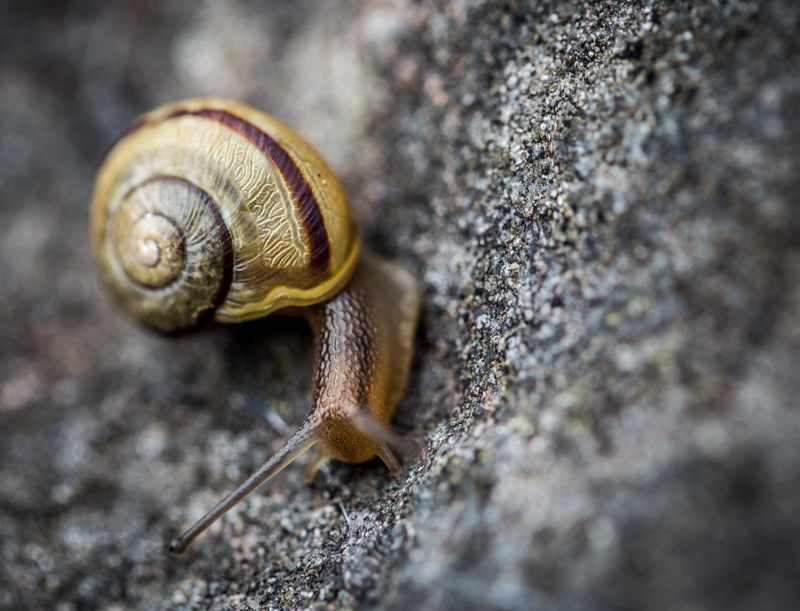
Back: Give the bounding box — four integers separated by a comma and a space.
169, 424, 319, 557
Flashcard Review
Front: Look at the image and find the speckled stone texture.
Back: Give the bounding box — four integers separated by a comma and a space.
1, 1, 799, 610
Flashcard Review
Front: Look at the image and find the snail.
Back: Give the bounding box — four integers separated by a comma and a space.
90, 98, 421, 556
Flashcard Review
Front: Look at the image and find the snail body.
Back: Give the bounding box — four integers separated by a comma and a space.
91, 98, 421, 556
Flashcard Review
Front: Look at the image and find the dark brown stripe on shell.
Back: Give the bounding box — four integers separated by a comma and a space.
167, 107, 331, 271
186, 180, 235, 317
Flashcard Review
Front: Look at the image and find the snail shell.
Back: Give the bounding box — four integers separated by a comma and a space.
91, 97, 360, 332
90, 98, 421, 557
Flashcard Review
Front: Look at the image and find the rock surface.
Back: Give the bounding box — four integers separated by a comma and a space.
1, 0, 799, 609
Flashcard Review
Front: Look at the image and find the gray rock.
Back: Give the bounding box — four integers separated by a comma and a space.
1, 0, 798, 609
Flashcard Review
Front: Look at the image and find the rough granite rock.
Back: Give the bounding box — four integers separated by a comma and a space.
1, 1, 799, 610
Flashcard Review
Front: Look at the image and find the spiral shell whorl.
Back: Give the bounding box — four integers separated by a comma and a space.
117, 211, 185, 288
97, 177, 233, 332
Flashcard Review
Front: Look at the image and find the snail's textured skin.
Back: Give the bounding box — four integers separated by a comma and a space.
303, 255, 421, 475
89, 98, 420, 555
